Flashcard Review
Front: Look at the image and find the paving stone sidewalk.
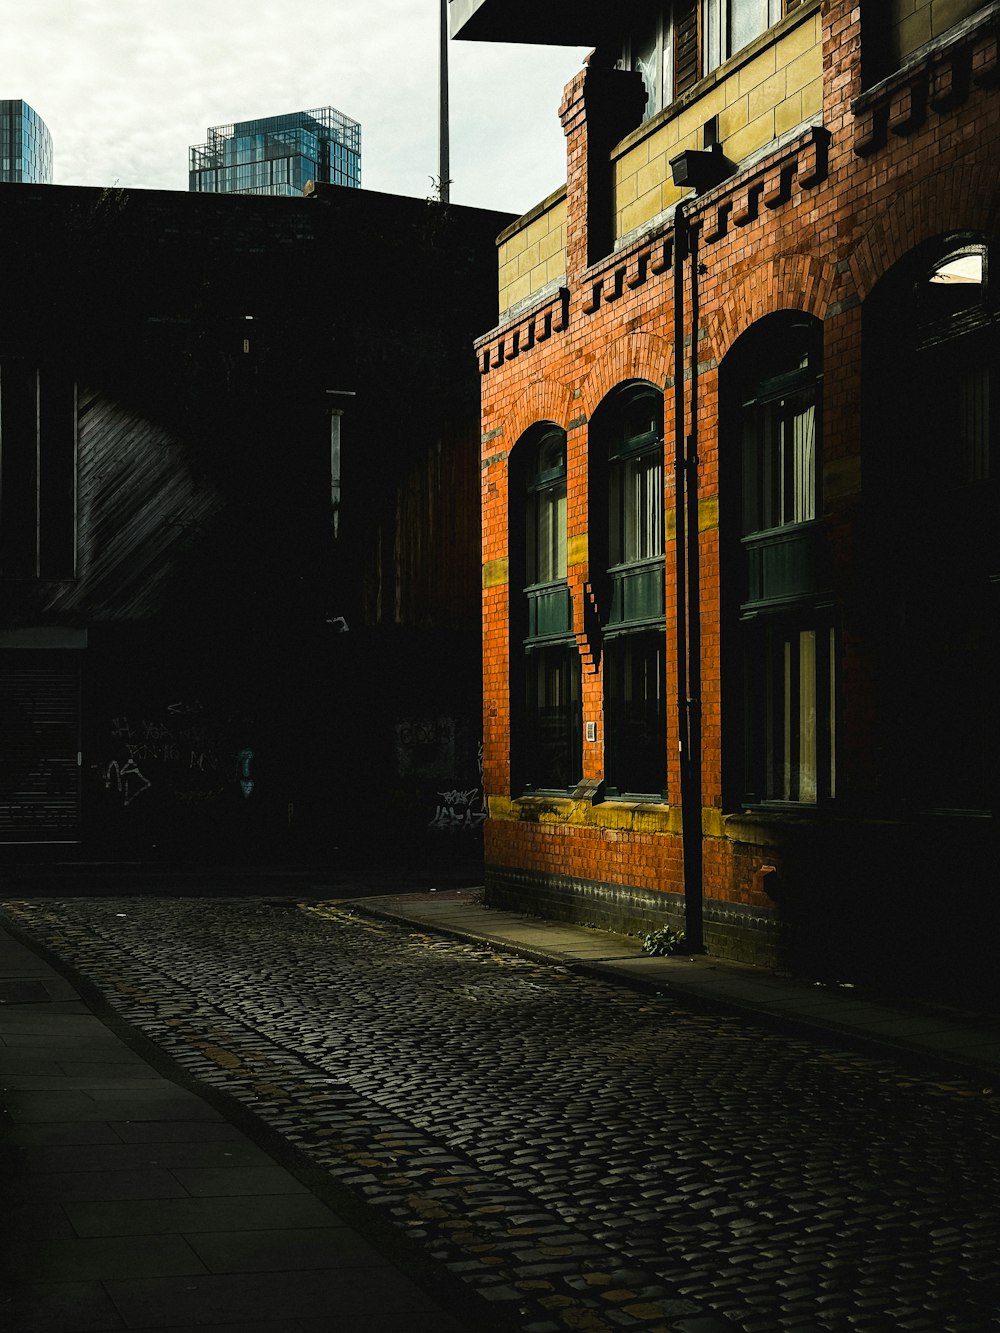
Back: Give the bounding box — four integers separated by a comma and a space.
348, 889, 1000, 1075
0, 925, 473, 1333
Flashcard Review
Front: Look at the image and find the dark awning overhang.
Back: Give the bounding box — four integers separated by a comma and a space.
449, 0, 608, 46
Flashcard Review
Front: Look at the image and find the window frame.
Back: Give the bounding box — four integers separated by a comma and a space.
861, 237, 999, 816
509, 424, 581, 796
740, 365, 820, 541
618, 5, 676, 122
603, 626, 669, 801
741, 611, 837, 807
521, 639, 583, 795
703, 0, 785, 76
912, 241, 997, 489
593, 383, 668, 800
611, 1, 806, 125
607, 386, 665, 585
722, 313, 834, 810
525, 428, 568, 591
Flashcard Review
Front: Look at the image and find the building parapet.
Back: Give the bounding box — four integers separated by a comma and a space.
477, 123, 830, 376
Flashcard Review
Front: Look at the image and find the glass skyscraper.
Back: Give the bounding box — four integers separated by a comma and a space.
0, 100, 53, 184
189, 107, 361, 197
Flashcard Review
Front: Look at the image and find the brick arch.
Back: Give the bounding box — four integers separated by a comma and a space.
708, 253, 838, 363
577, 331, 674, 423
498, 379, 577, 456
850, 162, 1000, 303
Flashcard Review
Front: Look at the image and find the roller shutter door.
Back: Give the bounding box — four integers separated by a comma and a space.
0, 660, 81, 841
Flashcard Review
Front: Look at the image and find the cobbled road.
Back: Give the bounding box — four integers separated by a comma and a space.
3, 895, 999, 1333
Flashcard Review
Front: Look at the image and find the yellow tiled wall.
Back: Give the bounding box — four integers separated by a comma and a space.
614, 6, 822, 240
498, 189, 567, 317
891, 0, 983, 63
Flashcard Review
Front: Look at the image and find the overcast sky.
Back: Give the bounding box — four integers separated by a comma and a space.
9, 0, 589, 217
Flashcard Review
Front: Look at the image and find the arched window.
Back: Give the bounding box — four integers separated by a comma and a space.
722, 313, 833, 806
593, 384, 667, 798
913, 244, 993, 485
509, 426, 580, 793
863, 238, 998, 813
609, 389, 664, 570
740, 338, 817, 538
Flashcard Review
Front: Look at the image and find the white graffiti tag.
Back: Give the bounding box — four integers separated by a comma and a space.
104, 759, 152, 807
429, 787, 487, 833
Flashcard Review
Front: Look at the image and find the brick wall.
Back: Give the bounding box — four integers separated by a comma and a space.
478, 1, 1000, 993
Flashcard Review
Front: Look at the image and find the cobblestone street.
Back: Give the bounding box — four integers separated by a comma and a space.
3, 894, 999, 1333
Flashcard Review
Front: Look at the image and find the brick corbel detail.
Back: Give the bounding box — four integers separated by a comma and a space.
852, 12, 1000, 157
477, 288, 570, 376
688, 126, 830, 248
569, 574, 603, 673
580, 236, 677, 316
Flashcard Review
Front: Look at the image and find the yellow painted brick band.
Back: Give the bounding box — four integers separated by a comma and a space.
665, 495, 719, 541
701, 806, 725, 839
482, 557, 509, 589
486, 794, 683, 837
698, 495, 719, 533
487, 798, 791, 848
567, 533, 589, 565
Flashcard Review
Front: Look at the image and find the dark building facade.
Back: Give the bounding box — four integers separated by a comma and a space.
461, 0, 1000, 1003
0, 181, 508, 866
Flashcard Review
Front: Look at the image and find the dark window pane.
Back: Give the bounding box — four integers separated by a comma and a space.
726, 313, 830, 804
524, 644, 581, 791
611, 450, 664, 564
605, 630, 666, 796
742, 388, 816, 535
525, 429, 568, 588
745, 619, 834, 804
958, 365, 991, 482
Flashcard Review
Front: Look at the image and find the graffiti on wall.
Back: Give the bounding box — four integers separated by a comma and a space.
103, 757, 152, 807
427, 742, 487, 836
428, 787, 487, 833
99, 703, 255, 809
395, 717, 456, 781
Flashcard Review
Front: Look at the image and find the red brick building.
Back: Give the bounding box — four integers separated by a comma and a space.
455, 0, 1000, 1000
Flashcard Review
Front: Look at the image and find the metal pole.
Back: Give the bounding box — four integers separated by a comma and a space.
439, 0, 450, 203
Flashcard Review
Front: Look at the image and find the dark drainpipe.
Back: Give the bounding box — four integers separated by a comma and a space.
672, 201, 705, 953
685, 215, 704, 954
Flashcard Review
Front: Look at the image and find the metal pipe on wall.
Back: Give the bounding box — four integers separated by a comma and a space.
672, 201, 705, 953
684, 218, 704, 953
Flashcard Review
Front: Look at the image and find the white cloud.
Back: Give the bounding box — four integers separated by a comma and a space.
10, 0, 588, 216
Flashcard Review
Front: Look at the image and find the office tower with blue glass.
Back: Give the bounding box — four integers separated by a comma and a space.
188, 107, 361, 197
0, 100, 53, 183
